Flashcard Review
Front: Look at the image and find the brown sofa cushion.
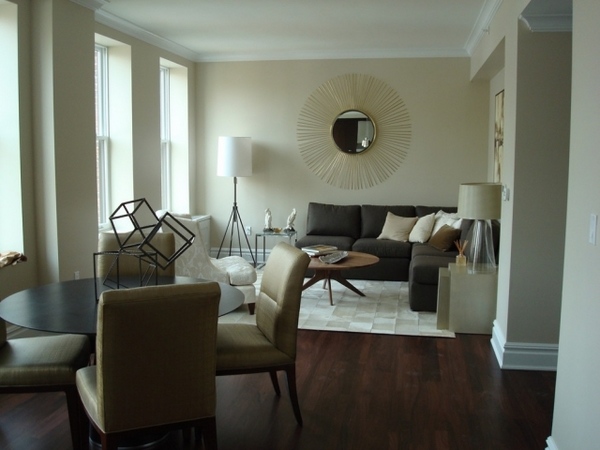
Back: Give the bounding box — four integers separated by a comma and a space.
428, 225, 461, 251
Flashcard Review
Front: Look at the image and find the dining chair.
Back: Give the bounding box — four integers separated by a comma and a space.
216, 242, 310, 425
76, 282, 221, 450
168, 215, 258, 314
96, 231, 176, 280
0, 319, 91, 450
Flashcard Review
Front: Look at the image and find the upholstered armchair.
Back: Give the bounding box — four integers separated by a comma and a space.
215, 242, 310, 425
0, 319, 91, 450
76, 282, 221, 450
170, 216, 258, 314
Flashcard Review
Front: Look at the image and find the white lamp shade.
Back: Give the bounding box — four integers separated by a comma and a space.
457, 183, 502, 220
217, 136, 252, 177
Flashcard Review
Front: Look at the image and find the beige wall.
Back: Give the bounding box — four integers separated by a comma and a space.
472, 0, 571, 372
550, 0, 600, 448
197, 58, 489, 245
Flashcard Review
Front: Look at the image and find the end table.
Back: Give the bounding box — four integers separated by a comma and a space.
437, 263, 498, 334
254, 231, 297, 267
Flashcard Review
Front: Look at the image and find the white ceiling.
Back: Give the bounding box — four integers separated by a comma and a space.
87, 0, 572, 62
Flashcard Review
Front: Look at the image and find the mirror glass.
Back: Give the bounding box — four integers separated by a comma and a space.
331, 110, 375, 154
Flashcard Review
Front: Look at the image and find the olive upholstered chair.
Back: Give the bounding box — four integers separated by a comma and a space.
0, 319, 91, 450
96, 231, 176, 280
76, 282, 221, 450
216, 242, 310, 425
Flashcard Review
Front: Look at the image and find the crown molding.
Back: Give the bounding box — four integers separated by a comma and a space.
520, 13, 573, 32
464, 0, 503, 56
94, 9, 199, 61
70, 0, 109, 11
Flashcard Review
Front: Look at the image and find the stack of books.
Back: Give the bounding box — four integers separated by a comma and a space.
301, 245, 338, 256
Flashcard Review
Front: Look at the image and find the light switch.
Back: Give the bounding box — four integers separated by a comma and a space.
590, 214, 597, 245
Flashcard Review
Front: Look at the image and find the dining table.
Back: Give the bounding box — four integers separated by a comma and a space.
0, 276, 244, 337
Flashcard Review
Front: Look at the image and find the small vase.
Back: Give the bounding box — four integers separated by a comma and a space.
456, 254, 466, 266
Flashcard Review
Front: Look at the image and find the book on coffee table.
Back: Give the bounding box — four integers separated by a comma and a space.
301, 245, 338, 256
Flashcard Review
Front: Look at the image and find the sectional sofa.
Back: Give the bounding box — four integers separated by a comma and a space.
295, 202, 499, 312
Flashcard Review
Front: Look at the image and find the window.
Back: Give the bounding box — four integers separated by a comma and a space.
95, 44, 110, 224
159, 66, 171, 211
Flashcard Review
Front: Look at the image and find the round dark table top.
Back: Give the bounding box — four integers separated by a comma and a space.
0, 276, 244, 335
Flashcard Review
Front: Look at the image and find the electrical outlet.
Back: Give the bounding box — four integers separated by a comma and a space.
245, 226, 252, 236
74, 271, 80, 280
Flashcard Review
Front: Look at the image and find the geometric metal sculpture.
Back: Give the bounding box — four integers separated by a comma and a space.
108, 198, 194, 270
94, 198, 195, 297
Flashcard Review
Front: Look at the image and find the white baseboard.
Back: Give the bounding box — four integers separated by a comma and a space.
491, 321, 558, 371
546, 436, 559, 450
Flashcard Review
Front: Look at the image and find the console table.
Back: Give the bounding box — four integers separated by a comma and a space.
437, 263, 498, 334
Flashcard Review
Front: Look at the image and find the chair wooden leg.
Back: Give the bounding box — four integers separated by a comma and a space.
285, 365, 303, 426
65, 387, 88, 450
269, 370, 281, 396
196, 417, 218, 450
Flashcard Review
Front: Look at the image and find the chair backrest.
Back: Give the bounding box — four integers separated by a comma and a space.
95, 282, 220, 433
97, 231, 176, 278
255, 242, 310, 359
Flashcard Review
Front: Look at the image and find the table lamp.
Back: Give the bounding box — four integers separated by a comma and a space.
216, 136, 256, 265
457, 182, 502, 273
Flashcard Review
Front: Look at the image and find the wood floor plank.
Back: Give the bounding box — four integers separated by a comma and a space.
0, 330, 555, 450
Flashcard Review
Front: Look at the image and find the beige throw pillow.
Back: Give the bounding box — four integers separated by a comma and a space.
377, 212, 418, 242
409, 213, 435, 243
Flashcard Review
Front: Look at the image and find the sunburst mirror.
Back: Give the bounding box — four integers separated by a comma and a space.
297, 73, 411, 190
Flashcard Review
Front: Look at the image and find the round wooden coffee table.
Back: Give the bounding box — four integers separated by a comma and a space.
302, 251, 379, 305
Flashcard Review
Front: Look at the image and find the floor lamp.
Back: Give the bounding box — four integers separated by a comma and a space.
457, 182, 502, 273
216, 136, 256, 265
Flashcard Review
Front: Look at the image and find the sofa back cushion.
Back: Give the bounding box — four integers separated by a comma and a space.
415, 205, 457, 217
360, 205, 416, 238
306, 202, 361, 239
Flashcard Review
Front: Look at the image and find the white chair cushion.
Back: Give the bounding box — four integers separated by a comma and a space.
212, 256, 257, 285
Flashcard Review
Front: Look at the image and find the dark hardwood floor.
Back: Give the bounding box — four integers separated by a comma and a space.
0, 330, 555, 450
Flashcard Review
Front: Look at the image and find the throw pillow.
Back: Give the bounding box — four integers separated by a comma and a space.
432, 210, 461, 235
377, 212, 418, 242
428, 224, 462, 251
409, 213, 435, 243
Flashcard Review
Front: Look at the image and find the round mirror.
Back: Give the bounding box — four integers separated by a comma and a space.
331, 110, 375, 154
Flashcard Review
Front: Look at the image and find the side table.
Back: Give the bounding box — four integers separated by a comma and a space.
254, 231, 297, 267
437, 263, 498, 334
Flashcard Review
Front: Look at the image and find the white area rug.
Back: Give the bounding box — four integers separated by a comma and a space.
220, 273, 455, 338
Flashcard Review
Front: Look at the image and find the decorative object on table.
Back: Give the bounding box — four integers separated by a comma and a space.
216, 136, 256, 265
284, 208, 296, 232
272, 227, 282, 233
454, 240, 468, 266
0, 251, 27, 268
457, 182, 502, 273
319, 251, 348, 264
263, 208, 273, 232
300, 244, 338, 256
94, 198, 194, 296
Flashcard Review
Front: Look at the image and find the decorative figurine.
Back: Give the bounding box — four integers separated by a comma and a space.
263, 208, 273, 232
284, 208, 296, 233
